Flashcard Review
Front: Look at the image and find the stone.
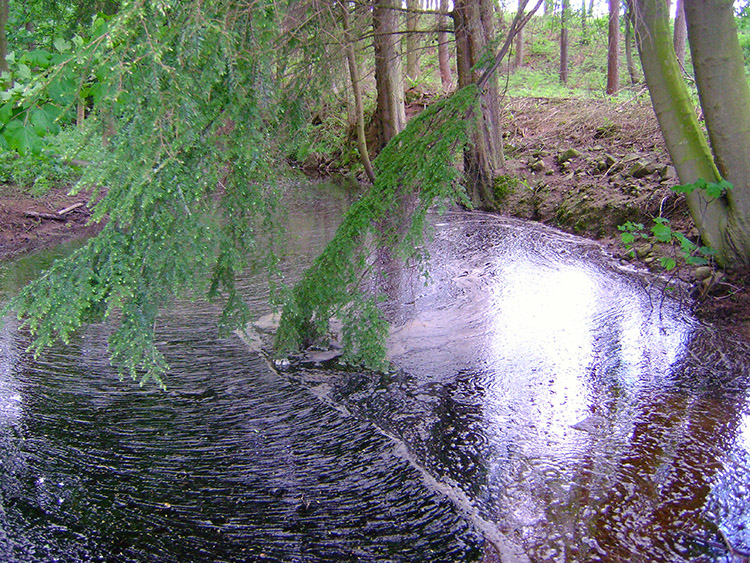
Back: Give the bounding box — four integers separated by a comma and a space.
529, 159, 545, 172
558, 148, 582, 163
625, 161, 652, 178
659, 165, 677, 180
693, 266, 713, 281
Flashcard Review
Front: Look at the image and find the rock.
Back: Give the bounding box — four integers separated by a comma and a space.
558, 148, 582, 163
529, 159, 545, 172
693, 266, 713, 280
659, 165, 677, 180
625, 161, 652, 179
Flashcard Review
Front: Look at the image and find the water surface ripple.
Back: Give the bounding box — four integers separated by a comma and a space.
2, 199, 749, 563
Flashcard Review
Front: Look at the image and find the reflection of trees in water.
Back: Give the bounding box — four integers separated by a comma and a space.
544, 328, 750, 561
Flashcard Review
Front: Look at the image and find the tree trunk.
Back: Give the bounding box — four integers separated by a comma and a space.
629, 0, 731, 264
373, 0, 406, 149
624, 5, 639, 84
673, 0, 687, 67
514, 26, 525, 69
405, 0, 420, 83
606, 0, 619, 94
580, 0, 587, 43
437, 0, 452, 90
0, 0, 8, 73
340, 1, 376, 183
453, 0, 504, 209
684, 0, 750, 264
560, 0, 569, 84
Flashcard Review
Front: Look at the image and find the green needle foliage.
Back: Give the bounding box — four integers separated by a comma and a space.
275, 85, 480, 369
3, 0, 339, 386
4, 0, 483, 382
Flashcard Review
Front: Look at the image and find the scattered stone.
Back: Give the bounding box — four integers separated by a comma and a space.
558, 148, 582, 163
529, 159, 545, 172
659, 165, 677, 180
625, 161, 653, 179
693, 266, 713, 281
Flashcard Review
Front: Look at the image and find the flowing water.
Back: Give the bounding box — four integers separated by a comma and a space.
1, 182, 749, 562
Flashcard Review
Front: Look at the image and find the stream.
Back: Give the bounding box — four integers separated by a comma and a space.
1, 181, 749, 562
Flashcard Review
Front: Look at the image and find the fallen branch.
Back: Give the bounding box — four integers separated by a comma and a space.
57, 202, 84, 215
24, 211, 67, 221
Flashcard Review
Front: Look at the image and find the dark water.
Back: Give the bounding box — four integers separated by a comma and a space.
2, 185, 749, 562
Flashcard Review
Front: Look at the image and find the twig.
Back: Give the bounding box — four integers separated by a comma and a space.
57, 202, 85, 215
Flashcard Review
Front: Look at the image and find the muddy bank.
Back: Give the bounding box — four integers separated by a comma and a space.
0, 185, 100, 262
1, 96, 746, 339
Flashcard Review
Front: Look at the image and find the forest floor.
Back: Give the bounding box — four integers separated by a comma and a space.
0, 95, 747, 339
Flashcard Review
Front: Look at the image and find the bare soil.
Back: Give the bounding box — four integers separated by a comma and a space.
0, 96, 747, 339
497, 96, 748, 341
0, 184, 101, 261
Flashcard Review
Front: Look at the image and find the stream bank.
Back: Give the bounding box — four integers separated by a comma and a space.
1, 96, 747, 339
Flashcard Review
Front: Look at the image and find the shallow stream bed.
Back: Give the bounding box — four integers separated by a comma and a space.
1, 183, 749, 562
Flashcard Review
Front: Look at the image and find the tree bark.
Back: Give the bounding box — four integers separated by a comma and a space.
580, 0, 587, 43
373, 0, 406, 149
629, 0, 730, 263
560, 0, 569, 84
437, 0, 452, 90
684, 0, 750, 264
606, 0, 619, 95
673, 0, 687, 67
340, 1, 376, 184
514, 25, 525, 69
624, 5, 639, 84
405, 0, 420, 82
453, 0, 504, 209
0, 0, 8, 73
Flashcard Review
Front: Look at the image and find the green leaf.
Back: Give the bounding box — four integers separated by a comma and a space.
53, 37, 72, 54
660, 257, 677, 270
651, 219, 673, 243
15, 63, 31, 81
23, 49, 52, 68
705, 179, 732, 198
0, 102, 14, 124
4, 119, 45, 155
671, 183, 696, 194
621, 232, 635, 245
686, 256, 708, 266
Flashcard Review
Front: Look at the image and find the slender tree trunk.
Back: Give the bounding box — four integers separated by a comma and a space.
580, 0, 587, 43
0, 0, 8, 73
625, 5, 639, 84
673, 0, 687, 67
405, 0, 420, 82
606, 0, 619, 94
514, 26, 525, 69
629, 0, 730, 263
684, 0, 750, 264
560, 0, 569, 84
373, 0, 406, 149
340, 2, 376, 183
454, 0, 504, 209
437, 0, 452, 90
